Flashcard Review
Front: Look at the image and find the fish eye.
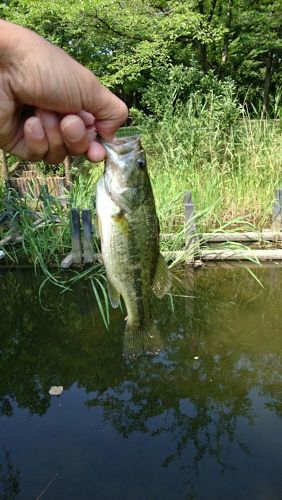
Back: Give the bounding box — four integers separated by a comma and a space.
136, 158, 146, 169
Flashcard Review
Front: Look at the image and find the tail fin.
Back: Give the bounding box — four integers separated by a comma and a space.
123, 321, 163, 359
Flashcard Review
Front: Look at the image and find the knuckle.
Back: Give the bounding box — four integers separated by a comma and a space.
26, 138, 48, 160
65, 141, 88, 155
44, 142, 67, 165
119, 101, 129, 123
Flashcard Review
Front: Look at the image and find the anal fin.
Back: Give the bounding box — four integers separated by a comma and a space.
107, 277, 120, 308
95, 215, 102, 242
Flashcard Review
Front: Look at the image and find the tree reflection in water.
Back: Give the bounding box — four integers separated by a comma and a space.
0, 449, 20, 500
0, 268, 282, 493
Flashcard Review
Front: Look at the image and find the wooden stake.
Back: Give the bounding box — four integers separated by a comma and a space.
0, 150, 9, 182
272, 188, 282, 232
82, 209, 94, 264
71, 208, 82, 265
61, 253, 74, 269
183, 191, 196, 263
57, 177, 68, 207
63, 156, 72, 187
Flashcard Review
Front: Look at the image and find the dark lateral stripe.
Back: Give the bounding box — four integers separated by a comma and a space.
127, 222, 145, 325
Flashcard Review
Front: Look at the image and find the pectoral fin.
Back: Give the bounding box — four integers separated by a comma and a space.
111, 213, 129, 235
152, 253, 172, 298
94, 216, 104, 263
107, 277, 120, 308
95, 215, 102, 241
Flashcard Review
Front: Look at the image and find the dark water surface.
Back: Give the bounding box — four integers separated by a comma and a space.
0, 266, 282, 500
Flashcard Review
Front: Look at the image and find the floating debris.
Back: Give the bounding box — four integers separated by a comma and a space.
49, 386, 64, 396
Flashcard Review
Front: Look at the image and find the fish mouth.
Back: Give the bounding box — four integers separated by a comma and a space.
100, 135, 141, 157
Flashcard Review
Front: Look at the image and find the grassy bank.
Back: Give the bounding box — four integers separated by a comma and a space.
0, 95, 281, 280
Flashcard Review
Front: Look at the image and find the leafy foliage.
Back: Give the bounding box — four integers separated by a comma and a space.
2, 0, 281, 114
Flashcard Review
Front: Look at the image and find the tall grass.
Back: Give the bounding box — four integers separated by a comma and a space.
141, 93, 282, 234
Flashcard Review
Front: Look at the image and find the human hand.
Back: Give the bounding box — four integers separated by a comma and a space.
0, 20, 128, 163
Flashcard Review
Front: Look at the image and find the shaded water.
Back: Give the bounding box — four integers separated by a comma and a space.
0, 267, 282, 499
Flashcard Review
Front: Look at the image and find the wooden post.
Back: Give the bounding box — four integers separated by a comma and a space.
82, 209, 94, 264
63, 156, 72, 187
61, 253, 73, 269
57, 177, 68, 207
272, 188, 282, 233
71, 208, 82, 264
183, 191, 196, 263
0, 150, 9, 182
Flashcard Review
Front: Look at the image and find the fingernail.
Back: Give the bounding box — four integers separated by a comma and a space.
29, 118, 45, 140
62, 119, 85, 142
40, 110, 59, 129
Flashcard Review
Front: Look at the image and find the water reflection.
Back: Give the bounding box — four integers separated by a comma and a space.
0, 448, 20, 499
0, 268, 282, 498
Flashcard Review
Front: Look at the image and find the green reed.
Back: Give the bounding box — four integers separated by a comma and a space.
142, 93, 282, 234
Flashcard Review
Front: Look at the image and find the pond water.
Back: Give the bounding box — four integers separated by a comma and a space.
0, 266, 282, 500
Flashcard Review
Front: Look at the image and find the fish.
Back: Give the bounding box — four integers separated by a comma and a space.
96, 134, 171, 358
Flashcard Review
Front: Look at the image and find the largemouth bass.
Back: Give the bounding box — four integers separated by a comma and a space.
96, 135, 171, 358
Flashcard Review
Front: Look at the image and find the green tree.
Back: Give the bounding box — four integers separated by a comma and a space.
216, 0, 282, 111
1, 0, 281, 114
